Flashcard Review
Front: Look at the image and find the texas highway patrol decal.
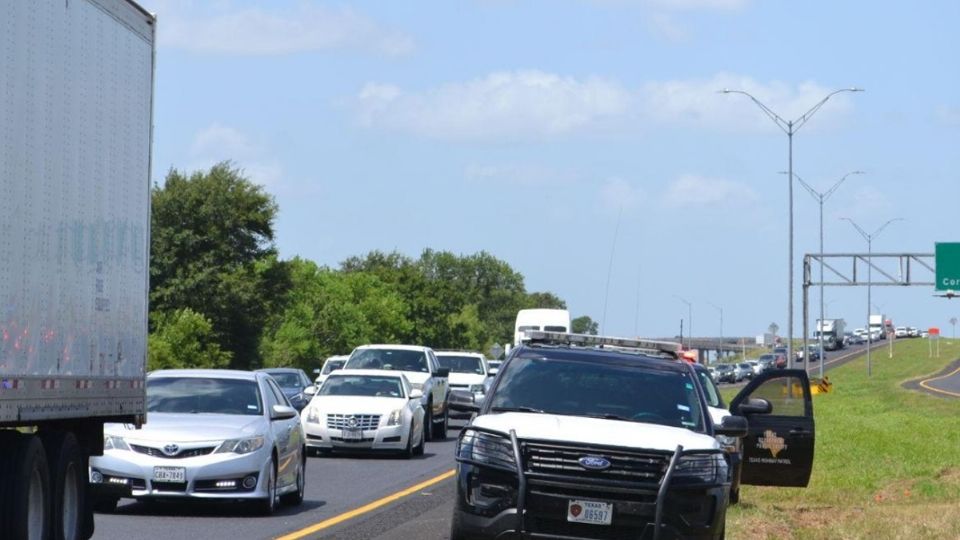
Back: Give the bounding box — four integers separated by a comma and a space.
757, 429, 787, 458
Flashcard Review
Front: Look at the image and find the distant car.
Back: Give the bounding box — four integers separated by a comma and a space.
714, 363, 736, 383
487, 360, 503, 376
895, 327, 908, 338
302, 370, 425, 457
744, 360, 761, 377
314, 355, 348, 386
707, 366, 719, 383
257, 368, 313, 411
735, 363, 753, 381
846, 333, 865, 345
757, 354, 777, 372
908, 327, 920, 338
90, 370, 306, 514
435, 351, 489, 418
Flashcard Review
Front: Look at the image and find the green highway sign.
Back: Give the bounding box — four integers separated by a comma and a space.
935, 243, 960, 291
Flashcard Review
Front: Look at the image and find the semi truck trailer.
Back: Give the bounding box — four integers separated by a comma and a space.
815, 318, 847, 351
1, 1, 154, 538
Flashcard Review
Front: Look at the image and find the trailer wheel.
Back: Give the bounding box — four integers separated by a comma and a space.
0, 433, 51, 540
40, 432, 85, 540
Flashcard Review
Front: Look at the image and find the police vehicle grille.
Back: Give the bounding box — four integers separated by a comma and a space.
326, 414, 381, 430
523, 441, 668, 484
130, 444, 216, 459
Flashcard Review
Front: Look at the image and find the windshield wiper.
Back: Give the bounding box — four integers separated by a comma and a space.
585, 413, 632, 422
491, 406, 545, 414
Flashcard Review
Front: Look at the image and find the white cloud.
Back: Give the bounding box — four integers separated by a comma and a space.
189, 123, 283, 188
600, 177, 645, 209
641, 73, 858, 132
662, 174, 758, 208
355, 71, 858, 140
356, 70, 633, 140
153, 1, 414, 56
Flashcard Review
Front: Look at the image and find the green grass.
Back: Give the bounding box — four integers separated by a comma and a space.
723, 339, 960, 539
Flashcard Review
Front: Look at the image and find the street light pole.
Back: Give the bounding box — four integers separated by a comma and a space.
708, 301, 723, 362
841, 217, 903, 377
722, 87, 864, 369
674, 295, 693, 349
784, 170, 863, 378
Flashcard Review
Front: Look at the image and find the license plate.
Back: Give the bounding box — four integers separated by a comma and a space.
342, 428, 363, 440
153, 466, 186, 483
567, 500, 613, 526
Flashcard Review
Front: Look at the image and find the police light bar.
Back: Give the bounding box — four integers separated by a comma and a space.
523, 331, 682, 357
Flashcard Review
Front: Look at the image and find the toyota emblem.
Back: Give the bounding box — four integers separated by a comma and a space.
163, 443, 180, 456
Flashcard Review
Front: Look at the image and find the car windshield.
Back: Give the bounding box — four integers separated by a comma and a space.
346, 349, 429, 372
696, 370, 723, 408
147, 377, 263, 416
717, 364, 732, 371
319, 375, 404, 398
266, 372, 303, 388
322, 360, 345, 375
488, 352, 705, 432
436, 355, 485, 374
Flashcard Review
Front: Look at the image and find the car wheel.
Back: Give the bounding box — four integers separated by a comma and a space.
423, 405, 434, 442
450, 509, 472, 540
413, 424, 425, 456
402, 426, 415, 459
257, 459, 278, 516
432, 405, 448, 441
281, 454, 305, 506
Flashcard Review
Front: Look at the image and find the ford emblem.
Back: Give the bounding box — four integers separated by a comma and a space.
578, 456, 611, 470
163, 444, 180, 456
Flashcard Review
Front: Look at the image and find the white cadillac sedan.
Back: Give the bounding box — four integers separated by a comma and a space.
302, 370, 425, 457
89, 370, 306, 515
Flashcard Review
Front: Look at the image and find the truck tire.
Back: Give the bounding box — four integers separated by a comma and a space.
39, 432, 86, 540
0, 432, 51, 540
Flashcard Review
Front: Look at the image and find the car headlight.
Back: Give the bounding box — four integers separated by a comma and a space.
469, 384, 485, 395
456, 430, 516, 472
305, 407, 320, 424
386, 409, 403, 426
215, 436, 266, 455
104, 435, 130, 451
673, 453, 727, 484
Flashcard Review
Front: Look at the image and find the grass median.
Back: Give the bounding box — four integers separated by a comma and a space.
723, 338, 960, 539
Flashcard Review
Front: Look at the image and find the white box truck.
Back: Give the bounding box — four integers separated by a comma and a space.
815, 319, 846, 351
1, 1, 154, 538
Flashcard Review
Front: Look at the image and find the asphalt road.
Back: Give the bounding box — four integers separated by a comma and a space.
91, 341, 897, 540
92, 432, 460, 540
912, 358, 960, 398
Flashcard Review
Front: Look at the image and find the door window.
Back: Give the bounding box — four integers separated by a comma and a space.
740, 375, 810, 417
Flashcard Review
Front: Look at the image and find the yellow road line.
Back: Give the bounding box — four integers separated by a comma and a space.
275, 469, 457, 540
918, 366, 960, 398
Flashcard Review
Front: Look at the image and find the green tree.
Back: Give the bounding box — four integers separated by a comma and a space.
524, 291, 567, 310
260, 259, 411, 370
150, 162, 287, 369
572, 315, 599, 335
148, 308, 232, 370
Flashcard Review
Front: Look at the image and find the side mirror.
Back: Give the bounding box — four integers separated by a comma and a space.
303, 385, 318, 396
312, 368, 321, 375
435, 367, 450, 378
714, 415, 748, 438
737, 398, 772, 415
270, 404, 298, 421
409, 389, 423, 400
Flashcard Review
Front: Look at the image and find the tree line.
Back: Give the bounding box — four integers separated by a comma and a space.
147, 162, 597, 373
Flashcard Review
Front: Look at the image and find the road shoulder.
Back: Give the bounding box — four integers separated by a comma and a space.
902, 358, 960, 398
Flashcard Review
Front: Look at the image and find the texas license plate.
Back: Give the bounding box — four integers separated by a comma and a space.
567, 500, 612, 525
153, 466, 186, 483
342, 428, 362, 440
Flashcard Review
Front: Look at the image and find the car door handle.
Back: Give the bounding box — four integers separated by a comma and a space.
789, 428, 809, 435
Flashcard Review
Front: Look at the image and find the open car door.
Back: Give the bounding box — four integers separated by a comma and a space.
729, 369, 815, 487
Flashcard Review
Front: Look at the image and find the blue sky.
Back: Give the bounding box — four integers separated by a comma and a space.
141, 0, 960, 340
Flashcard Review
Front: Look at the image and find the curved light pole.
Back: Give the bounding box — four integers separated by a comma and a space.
674, 295, 692, 349
783, 170, 864, 377
722, 87, 864, 368
841, 217, 903, 377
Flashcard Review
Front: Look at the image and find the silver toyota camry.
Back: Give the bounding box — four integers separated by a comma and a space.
89, 369, 306, 514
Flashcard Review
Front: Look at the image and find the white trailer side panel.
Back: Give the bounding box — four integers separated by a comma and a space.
0, 0, 153, 423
